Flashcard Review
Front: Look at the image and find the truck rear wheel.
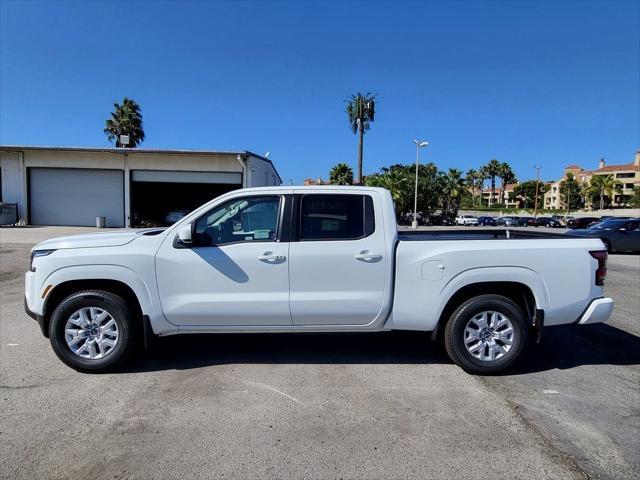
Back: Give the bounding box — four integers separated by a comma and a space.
444, 294, 529, 374
49, 290, 137, 372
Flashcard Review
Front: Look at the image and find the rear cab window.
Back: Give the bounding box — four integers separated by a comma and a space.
299, 194, 375, 241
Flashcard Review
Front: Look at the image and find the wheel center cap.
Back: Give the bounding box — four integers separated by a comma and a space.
90, 327, 99, 336
480, 327, 494, 340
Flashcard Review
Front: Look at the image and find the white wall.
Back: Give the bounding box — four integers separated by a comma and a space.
247, 155, 282, 187
0, 151, 27, 222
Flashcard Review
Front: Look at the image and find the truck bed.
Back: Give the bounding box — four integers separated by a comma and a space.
398, 229, 568, 241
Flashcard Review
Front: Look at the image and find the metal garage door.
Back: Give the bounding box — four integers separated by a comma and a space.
29, 168, 124, 227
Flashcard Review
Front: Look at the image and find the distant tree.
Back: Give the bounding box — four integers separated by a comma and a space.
559, 172, 582, 211
465, 169, 479, 206
585, 175, 623, 210
482, 159, 502, 206
328, 163, 354, 185
629, 186, 640, 208
513, 180, 547, 209
345, 92, 376, 184
104, 97, 145, 147
364, 167, 410, 218
439, 168, 466, 217
498, 162, 517, 191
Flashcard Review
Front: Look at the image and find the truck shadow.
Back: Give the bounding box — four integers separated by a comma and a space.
123, 324, 640, 374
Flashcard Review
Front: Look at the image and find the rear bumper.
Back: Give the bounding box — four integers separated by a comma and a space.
577, 297, 614, 325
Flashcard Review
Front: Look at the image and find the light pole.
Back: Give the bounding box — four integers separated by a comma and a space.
412, 140, 429, 229
533, 165, 542, 217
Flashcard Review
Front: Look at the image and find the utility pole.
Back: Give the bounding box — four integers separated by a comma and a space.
533, 165, 542, 216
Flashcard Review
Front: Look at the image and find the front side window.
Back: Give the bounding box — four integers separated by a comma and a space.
194, 196, 280, 246
300, 194, 374, 241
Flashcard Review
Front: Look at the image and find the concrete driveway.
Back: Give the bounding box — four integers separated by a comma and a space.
1, 227, 638, 479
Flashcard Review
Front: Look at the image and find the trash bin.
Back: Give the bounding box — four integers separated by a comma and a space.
96, 216, 106, 228
0, 203, 18, 226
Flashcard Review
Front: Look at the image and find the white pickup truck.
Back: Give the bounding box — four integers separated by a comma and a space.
25, 186, 613, 374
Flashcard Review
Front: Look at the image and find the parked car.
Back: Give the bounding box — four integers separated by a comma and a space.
567, 217, 600, 229
517, 217, 538, 227
25, 187, 613, 375
477, 216, 497, 226
566, 218, 640, 253
536, 217, 563, 228
455, 214, 479, 226
495, 216, 519, 226
430, 214, 456, 226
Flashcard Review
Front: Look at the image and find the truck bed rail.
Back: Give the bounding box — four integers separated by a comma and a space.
398, 229, 568, 241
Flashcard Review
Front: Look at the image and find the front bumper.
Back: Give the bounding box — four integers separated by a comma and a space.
24, 296, 48, 337
577, 297, 614, 325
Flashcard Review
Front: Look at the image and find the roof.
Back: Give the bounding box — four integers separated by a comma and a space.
0, 144, 282, 183
593, 162, 639, 173
565, 164, 583, 169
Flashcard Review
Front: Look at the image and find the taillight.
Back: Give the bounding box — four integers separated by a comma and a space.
589, 250, 608, 286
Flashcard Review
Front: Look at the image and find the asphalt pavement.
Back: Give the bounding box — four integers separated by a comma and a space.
0, 229, 638, 480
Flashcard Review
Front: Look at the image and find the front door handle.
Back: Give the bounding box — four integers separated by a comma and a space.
258, 252, 286, 262
354, 251, 383, 262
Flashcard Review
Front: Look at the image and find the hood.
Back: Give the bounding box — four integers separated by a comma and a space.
32, 229, 162, 251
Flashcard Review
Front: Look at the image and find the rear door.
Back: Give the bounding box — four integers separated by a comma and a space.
288, 192, 388, 326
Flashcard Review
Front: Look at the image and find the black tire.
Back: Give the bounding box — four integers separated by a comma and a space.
444, 294, 529, 374
602, 239, 612, 253
49, 290, 137, 372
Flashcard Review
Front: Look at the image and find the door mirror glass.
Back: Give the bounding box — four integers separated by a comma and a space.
177, 223, 193, 244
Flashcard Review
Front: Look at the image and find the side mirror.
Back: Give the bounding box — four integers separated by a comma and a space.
177, 223, 193, 244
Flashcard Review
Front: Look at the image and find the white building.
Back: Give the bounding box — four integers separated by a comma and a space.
0, 145, 281, 227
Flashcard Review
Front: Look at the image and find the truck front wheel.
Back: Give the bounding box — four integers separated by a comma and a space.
444, 294, 529, 374
49, 290, 137, 372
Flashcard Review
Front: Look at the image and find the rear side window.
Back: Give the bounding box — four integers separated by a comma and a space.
300, 194, 374, 241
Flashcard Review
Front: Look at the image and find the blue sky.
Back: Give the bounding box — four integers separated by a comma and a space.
1, 0, 638, 184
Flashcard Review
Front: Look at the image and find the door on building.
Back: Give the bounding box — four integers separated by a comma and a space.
29, 168, 124, 227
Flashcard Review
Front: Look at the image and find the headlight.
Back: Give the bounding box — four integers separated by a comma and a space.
30, 249, 56, 272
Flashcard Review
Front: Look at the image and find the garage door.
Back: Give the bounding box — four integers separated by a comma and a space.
29, 168, 124, 227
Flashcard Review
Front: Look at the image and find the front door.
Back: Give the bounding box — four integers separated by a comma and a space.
616, 220, 640, 251
155, 194, 291, 326
288, 193, 388, 326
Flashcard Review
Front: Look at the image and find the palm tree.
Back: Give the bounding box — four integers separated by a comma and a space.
345, 92, 376, 184
104, 97, 145, 147
439, 168, 466, 217
328, 163, 354, 185
498, 162, 516, 203
478, 166, 490, 206
586, 175, 623, 210
465, 169, 478, 206
482, 159, 501, 206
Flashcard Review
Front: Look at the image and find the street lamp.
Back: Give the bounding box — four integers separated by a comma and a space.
533, 165, 542, 217
412, 139, 429, 229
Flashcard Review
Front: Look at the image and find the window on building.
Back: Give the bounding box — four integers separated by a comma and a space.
625, 183, 634, 190
616, 172, 634, 179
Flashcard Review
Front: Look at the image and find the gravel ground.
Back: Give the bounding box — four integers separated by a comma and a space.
0, 233, 638, 479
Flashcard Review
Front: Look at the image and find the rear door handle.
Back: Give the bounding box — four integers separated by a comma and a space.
354, 252, 383, 262
258, 252, 286, 262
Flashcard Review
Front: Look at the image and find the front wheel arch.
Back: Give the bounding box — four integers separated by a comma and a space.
42, 279, 143, 338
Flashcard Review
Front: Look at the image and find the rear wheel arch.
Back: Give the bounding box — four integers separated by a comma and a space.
432, 281, 538, 342
42, 279, 144, 338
